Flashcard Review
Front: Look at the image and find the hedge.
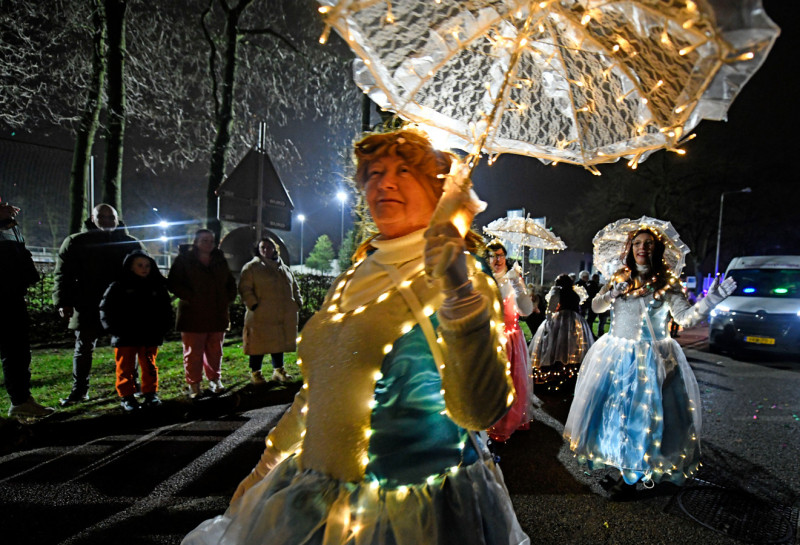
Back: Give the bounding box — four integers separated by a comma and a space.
25, 265, 334, 347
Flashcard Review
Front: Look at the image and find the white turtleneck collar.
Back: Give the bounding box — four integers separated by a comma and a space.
339, 229, 426, 310
369, 229, 426, 265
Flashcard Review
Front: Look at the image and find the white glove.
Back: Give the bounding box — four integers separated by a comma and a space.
424, 222, 469, 292
704, 276, 737, 306
604, 281, 629, 302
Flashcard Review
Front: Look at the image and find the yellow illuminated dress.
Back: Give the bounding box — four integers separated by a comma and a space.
183, 229, 529, 545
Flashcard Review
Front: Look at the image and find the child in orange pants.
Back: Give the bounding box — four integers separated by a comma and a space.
100, 250, 173, 411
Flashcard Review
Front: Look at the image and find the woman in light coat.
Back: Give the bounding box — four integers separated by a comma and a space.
238, 236, 302, 383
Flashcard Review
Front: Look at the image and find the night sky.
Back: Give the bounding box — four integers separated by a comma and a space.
1, 0, 796, 264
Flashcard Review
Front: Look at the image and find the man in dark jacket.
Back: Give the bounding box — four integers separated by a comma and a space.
576, 270, 591, 318
0, 201, 54, 418
53, 203, 143, 405
586, 273, 603, 338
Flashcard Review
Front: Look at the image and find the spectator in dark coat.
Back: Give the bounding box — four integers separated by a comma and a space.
168, 229, 237, 398
100, 250, 173, 411
0, 201, 54, 419
576, 270, 591, 318
521, 283, 546, 343
53, 204, 143, 406
585, 273, 602, 338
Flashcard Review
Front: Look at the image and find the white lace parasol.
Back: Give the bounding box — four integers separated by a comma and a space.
319, 0, 779, 171
483, 216, 566, 250
592, 216, 690, 278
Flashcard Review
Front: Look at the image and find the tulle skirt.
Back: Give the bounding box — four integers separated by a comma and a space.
563, 334, 702, 485
529, 311, 594, 373
488, 327, 533, 442
182, 454, 530, 545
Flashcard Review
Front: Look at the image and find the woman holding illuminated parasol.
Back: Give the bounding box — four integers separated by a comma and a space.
485, 239, 534, 444
563, 217, 735, 496
182, 128, 528, 544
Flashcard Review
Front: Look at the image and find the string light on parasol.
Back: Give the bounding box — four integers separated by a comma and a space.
483, 215, 567, 250
318, 0, 779, 173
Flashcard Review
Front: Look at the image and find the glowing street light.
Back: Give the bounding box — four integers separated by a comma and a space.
336, 191, 347, 243
298, 214, 306, 266
158, 219, 172, 270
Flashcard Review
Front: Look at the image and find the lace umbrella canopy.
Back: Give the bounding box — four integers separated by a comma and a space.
592, 216, 690, 278
484, 216, 567, 250
318, 0, 779, 173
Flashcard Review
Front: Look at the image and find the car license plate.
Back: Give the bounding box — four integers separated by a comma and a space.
745, 336, 776, 345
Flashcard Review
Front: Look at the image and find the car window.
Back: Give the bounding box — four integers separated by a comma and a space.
727, 268, 800, 298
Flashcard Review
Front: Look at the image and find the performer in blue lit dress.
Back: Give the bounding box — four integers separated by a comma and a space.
564, 217, 735, 492
182, 129, 528, 545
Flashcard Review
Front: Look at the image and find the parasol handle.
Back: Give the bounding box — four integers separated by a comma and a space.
427, 158, 486, 239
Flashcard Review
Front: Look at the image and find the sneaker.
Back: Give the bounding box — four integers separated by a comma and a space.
142, 392, 162, 408
187, 383, 201, 399
133, 381, 143, 398
251, 370, 266, 384
120, 395, 140, 412
8, 397, 56, 418
59, 391, 90, 407
208, 379, 225, 394
271, 367, 292, 383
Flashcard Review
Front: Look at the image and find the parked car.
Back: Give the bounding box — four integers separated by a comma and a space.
709, 256, 800, 355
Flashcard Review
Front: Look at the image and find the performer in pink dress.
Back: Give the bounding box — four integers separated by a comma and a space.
486, 240, 535, 443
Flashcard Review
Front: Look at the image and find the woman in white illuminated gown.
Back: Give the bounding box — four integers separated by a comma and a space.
564, 217, 735, 493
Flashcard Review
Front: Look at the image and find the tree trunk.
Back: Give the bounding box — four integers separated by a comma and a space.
68, 0, 106, 234
101, 0, 127, 215
204, 0, 255, 241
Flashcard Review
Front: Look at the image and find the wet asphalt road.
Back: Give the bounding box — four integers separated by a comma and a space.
1, 346, 798, 545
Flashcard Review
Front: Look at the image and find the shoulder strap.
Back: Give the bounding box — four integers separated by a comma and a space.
377, 262, 490, 462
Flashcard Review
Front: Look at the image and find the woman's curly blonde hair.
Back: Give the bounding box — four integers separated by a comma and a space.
353, 128, 455, 196
351, 128, 485, 261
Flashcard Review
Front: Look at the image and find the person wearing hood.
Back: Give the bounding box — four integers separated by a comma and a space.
168, 229, 237, 398
100, 250, 172, 411
53, 204, 143, 406
238, 236, 302, 384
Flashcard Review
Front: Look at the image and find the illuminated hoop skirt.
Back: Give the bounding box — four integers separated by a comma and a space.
529, 310, 594, 381
563, 334, 702, 485
182, 454, 529, 545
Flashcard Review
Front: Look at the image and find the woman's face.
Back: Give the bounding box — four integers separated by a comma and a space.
631, 232, 656, 266
488, 248, 507, 275
364, 155, 438, 239
131, 256, 151, 278
259, 241, 277, 260
195, 232, 216, 253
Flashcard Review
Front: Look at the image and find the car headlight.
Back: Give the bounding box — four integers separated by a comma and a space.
710, 304, 731, 318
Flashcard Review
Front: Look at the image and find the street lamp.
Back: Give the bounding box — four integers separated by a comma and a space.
714, 187, 751, 276
336, 191, 347, 243
158, 220, 171, 270
298, 214, 306, 267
